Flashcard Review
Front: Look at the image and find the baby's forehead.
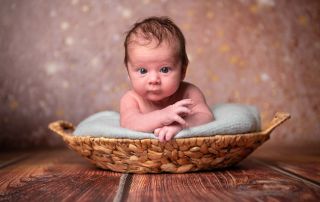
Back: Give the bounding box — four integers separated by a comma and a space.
128, 34, 179, 51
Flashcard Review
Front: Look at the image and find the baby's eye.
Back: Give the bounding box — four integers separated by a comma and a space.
138, 68, 147, 74
160, 67, 170, 73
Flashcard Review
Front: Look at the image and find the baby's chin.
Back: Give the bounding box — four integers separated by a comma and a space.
146, 95, 167, 102
144, 94, 171, 104
136, 89, 177, 104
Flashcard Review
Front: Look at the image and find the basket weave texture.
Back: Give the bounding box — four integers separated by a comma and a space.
49, 112, 290, 173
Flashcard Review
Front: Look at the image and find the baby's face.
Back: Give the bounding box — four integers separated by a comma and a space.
127, 39, 183, 103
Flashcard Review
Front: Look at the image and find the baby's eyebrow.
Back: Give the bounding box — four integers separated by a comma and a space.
157, 59, 177, 65
130, 58, 178, 67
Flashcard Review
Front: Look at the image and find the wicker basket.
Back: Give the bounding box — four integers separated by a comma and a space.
49, 112, 290, 173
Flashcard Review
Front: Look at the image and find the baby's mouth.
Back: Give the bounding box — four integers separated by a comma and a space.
148, 86, 161, 91
148, 89, 161, 94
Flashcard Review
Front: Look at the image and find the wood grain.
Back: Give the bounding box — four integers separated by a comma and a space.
0, 149, 122, 201
273, 162, 320, 184
1, 148, 319, 201
0, 152, 29, 169
252, 145, 320, 184
126, 158, 320, 201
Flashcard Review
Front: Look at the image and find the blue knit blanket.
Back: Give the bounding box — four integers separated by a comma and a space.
74, 103, 261, 139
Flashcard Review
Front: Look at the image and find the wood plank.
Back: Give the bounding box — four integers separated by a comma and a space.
252, 145, 320, 184
125, 158, 320, 201
1, 147, 319, 201
0, 149, 122, 201
0, 152, 30, 169
273, 162, 320, 184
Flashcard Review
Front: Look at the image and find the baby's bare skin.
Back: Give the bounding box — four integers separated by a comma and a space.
120, 35, 213, 142
121, 82, 213, 141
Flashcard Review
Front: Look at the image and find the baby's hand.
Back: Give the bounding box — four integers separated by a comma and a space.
154, 124, 183, 142
161, 99, 193, 127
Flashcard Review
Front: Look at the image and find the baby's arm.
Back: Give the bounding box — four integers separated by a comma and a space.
120, 92, 193, 132
153, 85, 213, 142
184, 84, 214, 127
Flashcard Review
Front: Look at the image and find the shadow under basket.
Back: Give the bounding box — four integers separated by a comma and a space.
49, 112, 290, 173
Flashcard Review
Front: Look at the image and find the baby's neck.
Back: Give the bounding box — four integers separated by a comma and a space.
146, 97, 174, 108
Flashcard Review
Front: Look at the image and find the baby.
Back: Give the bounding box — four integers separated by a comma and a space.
120, 16, 213, 142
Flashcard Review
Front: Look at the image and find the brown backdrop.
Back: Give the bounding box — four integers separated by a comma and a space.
1, 0, 319, 149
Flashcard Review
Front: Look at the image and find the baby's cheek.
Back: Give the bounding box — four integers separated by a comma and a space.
165, 80, 180, 94
132, 83, 147, 95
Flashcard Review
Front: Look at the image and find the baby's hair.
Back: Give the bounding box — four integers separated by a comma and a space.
124, 16, 189, 69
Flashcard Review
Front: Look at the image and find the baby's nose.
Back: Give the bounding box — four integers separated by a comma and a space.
148, 72, 160, 85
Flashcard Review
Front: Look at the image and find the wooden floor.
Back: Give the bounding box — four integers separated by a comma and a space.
0, 146, 319, 202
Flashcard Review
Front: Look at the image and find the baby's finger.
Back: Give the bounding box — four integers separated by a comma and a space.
175, 99, 193, 107
158, 128, 167, 142
175, 106, 192, 115
165, 131, 175, 141
173, 115, 186, 127
184, 122, 189, 128
154, 128, 161, 136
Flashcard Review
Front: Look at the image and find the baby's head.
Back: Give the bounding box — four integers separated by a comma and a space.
124, 17, 189, 102
124, 16, 189, 75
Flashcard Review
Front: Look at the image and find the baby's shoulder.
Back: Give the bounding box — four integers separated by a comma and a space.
179, 82, 207, 102
180, 82, 204, 96
121, 90, 140, 103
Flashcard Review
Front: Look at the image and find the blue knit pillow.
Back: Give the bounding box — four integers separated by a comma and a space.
74, 103, 261, 139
